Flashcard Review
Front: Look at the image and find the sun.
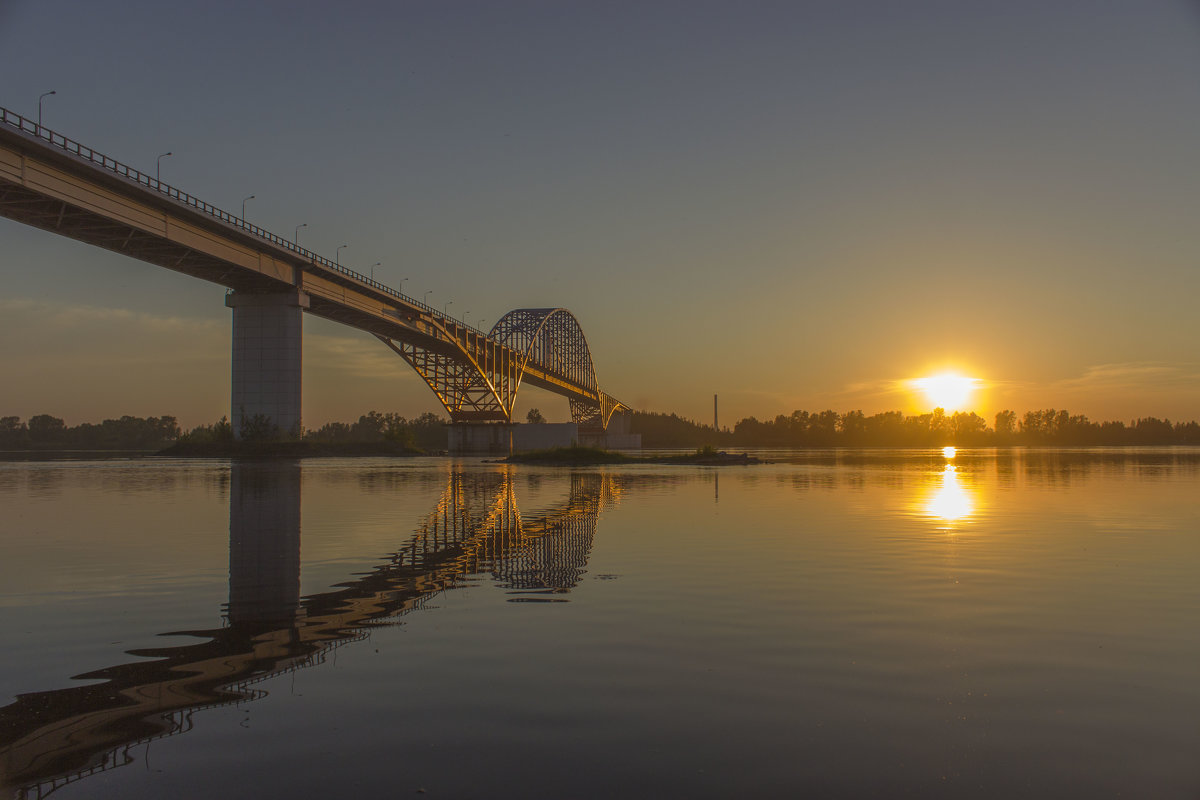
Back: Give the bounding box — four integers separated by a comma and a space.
911, 371, 980, 412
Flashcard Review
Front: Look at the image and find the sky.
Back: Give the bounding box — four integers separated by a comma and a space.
2, 0, 1200, 428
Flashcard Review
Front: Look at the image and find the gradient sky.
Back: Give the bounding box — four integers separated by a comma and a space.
3, 0, 1200, 428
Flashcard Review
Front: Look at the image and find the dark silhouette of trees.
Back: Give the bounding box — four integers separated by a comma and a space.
631, 411, 726, 448
994, 410, 1017, 443
1, 415, 180, 450
632, 407, 1200, 449
0, 416, 30, 449
179, 416, 233, 444
27, 414, 67, 445
238, 413, 280, 442
4, 406, 1199, 453
526, 408, 546, 424
305, 411, 445, 452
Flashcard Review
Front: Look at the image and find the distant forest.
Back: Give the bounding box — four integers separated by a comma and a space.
630, 409, 1200, 448
0, 411, 446, 452
3, 407, 1199, 451
0, 414, 181, 451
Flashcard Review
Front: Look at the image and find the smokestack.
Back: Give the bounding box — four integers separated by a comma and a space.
714, 394, 718, 431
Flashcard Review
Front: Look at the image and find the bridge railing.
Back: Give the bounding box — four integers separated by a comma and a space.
0, 105, 486, 337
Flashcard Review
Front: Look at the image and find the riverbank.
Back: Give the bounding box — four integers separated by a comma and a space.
156, 441, 427, 458
498, 446, 762, 465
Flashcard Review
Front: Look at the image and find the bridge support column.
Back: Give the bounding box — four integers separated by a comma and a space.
226, 289, 309, 439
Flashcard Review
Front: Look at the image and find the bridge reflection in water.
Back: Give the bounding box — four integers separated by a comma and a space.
0, 464, 620, 798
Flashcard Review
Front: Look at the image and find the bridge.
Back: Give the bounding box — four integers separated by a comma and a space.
0, 464, 625, 797
0, 106, 629, 437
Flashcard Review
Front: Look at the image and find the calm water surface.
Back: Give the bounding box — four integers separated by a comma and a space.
1, 449, 1198, 798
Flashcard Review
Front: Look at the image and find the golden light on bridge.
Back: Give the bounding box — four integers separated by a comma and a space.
910, 371, 982, 412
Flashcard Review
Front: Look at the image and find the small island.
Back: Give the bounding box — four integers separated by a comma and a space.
498, 445, 762, 466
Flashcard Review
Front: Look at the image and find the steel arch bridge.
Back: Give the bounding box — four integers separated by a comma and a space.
379, 307, 628, 429
0, 106, 630, 432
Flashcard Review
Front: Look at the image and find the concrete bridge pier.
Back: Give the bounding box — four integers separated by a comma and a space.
226, 289, 309, 439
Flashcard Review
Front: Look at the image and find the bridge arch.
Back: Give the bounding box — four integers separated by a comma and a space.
381, 307, 627, 429
490, 308, 597, 390
489, 308, 627, 428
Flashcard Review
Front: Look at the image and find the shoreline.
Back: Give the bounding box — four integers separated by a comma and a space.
155, 441, 428, 458
496, 446, 764, 466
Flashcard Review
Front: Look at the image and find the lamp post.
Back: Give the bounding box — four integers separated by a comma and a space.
399, 277, 408, 294
478, 318, 486, 330
336, 245, 347, 268
241, 195, 255, 220
371, 262, 381, 281
37, 90, 55, 131
444, 300, 453, 317
294, 223, 307, 245
424, 290, 433, 306
156, 152, 172, 183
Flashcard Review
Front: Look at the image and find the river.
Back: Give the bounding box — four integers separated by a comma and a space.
1, 449, 1198, 798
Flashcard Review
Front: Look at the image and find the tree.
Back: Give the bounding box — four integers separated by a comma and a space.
0, 416, 29, 448
809, 410, 839, 446
27, 414, 66, 444
526, 408, 546, 424
239, 413, 279, 442
994, 410, 1016, 441
351, 411, 388, 441
180, 416, 232, 444
839, 410, 867, 445
949, 412, 988, 444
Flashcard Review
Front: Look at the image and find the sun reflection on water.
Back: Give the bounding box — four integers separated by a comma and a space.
922, 464, 975, 525
928, 466, 972, 521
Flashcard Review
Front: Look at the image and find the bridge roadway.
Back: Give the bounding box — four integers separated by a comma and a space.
0, 106, 627, 435
0, 466, 622, 796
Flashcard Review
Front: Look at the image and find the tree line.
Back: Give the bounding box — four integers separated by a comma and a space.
177, 410, 449, 452
0, 410, 450, 452
5, 407, 1199, 451
0, 414, 182, 450
631, 408, 1200, 448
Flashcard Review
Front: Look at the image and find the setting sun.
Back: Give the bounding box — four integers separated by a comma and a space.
911, 372, 981, 412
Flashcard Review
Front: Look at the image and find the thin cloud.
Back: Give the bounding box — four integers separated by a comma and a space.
306, 334, 416, 380
1053, 362, 1200, 391
838, 379, 899, 399
0, 297, 412, 380
0, 297, 226, 334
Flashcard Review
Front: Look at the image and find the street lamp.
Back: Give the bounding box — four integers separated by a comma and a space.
477, 318, 486, 330
156, 151, 172, 183
294, 223, 307, 245
371, 262, 381, 281
336, 244, 347, 268
444, 300, 453, 316
424, 290, 433, 306
241, 195, 255, 219
398, 277, 408, 294
37, 90, 55, 131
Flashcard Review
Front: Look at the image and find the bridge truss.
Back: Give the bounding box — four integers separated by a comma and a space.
380, 307, 627, 429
